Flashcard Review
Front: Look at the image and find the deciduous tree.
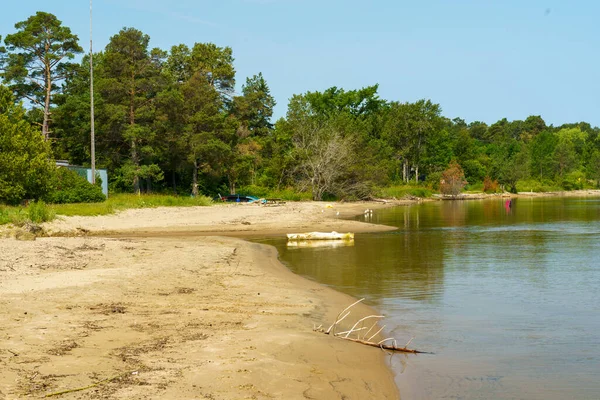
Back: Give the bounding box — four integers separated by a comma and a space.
291, 118, 356, 200
0, 85, 54, 204
382, 100, 442, 183
529, 131, 557, 180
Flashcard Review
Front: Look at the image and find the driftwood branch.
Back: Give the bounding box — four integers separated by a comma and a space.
344, 315, 384, 338
326, 298, 365, 335
367, 325, 386, 342
316, 299, 427, 354
369, 198, 390, 203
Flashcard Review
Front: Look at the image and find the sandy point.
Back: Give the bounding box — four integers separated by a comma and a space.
0, 200, 414, 399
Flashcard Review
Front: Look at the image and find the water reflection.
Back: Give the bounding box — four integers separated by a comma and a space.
268, 227, 447, 303
257, 197, 600, 400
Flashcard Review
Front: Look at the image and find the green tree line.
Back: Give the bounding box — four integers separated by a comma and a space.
2, 12, 600, 204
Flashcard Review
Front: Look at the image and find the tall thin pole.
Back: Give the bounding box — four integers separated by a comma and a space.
90, 0, 96, 184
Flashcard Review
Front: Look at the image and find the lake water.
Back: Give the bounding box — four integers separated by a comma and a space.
255, 197, 600, 399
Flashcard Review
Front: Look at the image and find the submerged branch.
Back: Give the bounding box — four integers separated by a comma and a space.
316, 299, 428, 354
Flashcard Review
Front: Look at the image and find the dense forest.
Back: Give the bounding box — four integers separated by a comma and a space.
2, 12, 600, 205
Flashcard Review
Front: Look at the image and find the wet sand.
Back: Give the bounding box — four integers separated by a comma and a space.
0, 201, 409, 399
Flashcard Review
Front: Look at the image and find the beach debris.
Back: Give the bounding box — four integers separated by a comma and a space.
286, 231, 354, 241
286, 239, 354, 249
314, 298, 425, 354
5, 349, 19, 357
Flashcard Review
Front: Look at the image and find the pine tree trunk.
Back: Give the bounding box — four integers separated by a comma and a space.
192, 160, 199, 196
42, 108, 50, 141
130, 80, 140, 194
42, 62, 52, 141
172, 170, 177, 194
132, 139, 140, 194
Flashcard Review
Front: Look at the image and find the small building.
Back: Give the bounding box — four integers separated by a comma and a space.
55, 160, 108, 197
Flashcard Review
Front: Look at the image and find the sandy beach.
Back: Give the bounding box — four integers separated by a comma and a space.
0, 201, 409, 399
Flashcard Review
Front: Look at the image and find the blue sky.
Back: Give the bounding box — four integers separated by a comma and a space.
1, 0, 598, 127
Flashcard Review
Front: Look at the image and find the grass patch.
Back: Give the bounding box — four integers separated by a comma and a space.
0, 193, 214, 225
27, 201, 55, 223
0, 207, 10, 225
375, 185, 433, 199
516, 179, 562, 193
464, 182, 484, 192
0, 205, 28, 226
50, 201, 115, 217
51, 193, 213, 217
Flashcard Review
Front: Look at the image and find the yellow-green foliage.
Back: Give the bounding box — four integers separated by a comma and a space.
0, 205, 28, 226
106, 193, 213, 208
1, 194, 214, 225
375, 185, 433, 199
464, 182, 484, 193
49, 201, 115, 217
0, 87, 55, 205
50, 193, 213, 216
516, 179, 562, 193
27, 200, 55, 223
0, 207, 15, 225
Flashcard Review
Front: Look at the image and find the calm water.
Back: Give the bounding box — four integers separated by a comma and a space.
256, 197, 600, 400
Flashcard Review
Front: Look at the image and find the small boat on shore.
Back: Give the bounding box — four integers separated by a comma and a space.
286, 231, 354, 241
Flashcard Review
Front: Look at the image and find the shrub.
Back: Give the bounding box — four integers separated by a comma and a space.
27, 200, 55, 223
440, 161, 467, 197
483, 176, 499, 193
562, 170, 586, 191
425, 171, 443, 191
0, 86, 55, 205
45, 168, 106, 204
0, 202, 54, 226
10, 208, 28, 226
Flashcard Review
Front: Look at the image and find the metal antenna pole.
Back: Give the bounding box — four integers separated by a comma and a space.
90, 0, 96, 184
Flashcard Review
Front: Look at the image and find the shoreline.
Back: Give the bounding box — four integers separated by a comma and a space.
434, 189, 600, 200
3, 192, 600, 398
39, 200, 405, 238
0, 201, 410, 399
